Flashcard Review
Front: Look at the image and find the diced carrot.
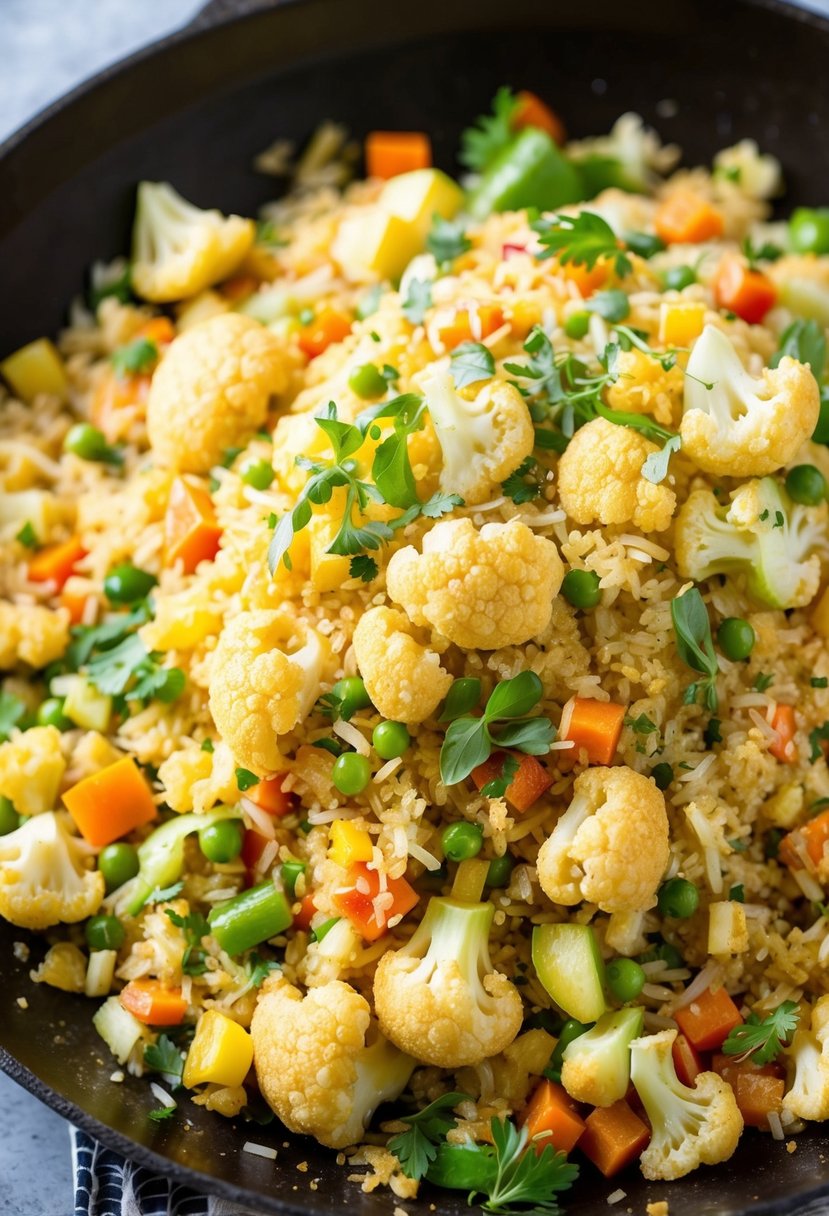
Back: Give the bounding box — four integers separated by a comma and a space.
672, 1032, 704, 1088
674, 986, 743, 1052
59, 582, 91, 625
62, 755, 157, 847
365, 130, 432, 179
437, 305, 505, 351
27, 535, 86, 589
733, 1073, 785, 1128
298, 308, 353, 359
332, 862, 419, 942
521, 1079, 586, 1156
578, 1099, 650, 1177
220, 274, 259, 303
711, 1053, 785, 1083
513, 91, 566, 145
471, 751, 552, 812
712, 253, 776, 325
654, 190, 725, 245
164, 477, 222, 574
780, 808, 829, 872
293, 893, 317, 932
554, 258, 609, 298
246, 774, 295, 817
559, 697, 626, 766
91, 368, 151, 442
136, 316, 176, 347
120, 979, 187, 1026
769, 704, 797, 764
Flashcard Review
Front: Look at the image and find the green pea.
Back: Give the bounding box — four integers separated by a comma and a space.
547, 1018, 592, 1077
348, 363, 388, 399
198, 819, 244, 864
485, 853, 514, 888
789, 207, 829, 255
717, 617, 756, 662
564, 311, 590, 340
332, 752, 371, 795
104, 562, 157, 604
97, 842, 140, 893
785, 464, 827, 506
561, 568, 601, 610
606, 957, 646, 1002
85, 914, 126, 952
657, 877, 699, 919
662, 265, 697, 291
372, 720, 410, 760
63, 423, 111, 462
0, 796, 19, 836
241, 459, 275, 490
36, 697, 72, 730
651, 762, 674, 791
331, 676, 372, 720
441, 821, 484, 862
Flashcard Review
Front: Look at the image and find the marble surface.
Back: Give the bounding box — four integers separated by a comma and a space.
3, 1, 829, 1214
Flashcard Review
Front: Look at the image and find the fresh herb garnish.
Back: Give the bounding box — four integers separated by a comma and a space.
741, 237, 783, 271
0, 691, 26, 742
200, 738, 214, 753
704, 717, 723, 748
722, 1001, 800, 1065
771, 318, 826, 380
402, 278, 433, 325
729, 884, 745, 903
439, 671, 554, 785
624, 713, 658, 735
15, 521, 39, 549
144, 1034, 185, 1080
427, 215, 471, 264
147, 1102, 177, 1123
450, 341, 496, 389
86, 633, 184, 708
501, 456, 542, 504
439, 678, 483, 723
388, 1092, 469, 1181
166, 907, 211, 976
480, 754, 520, 798
812, 677, 829, 689
236, 767, 260, 792
89, 263, 133, 309
349, 554, 379, 582
144, 881, 185, 906
533, 211, 633, 278
248, 953, 280, 988
585, 289, 630, 323
111, 337, 158, 378
808, 722, 829, 764
460, 87, 520, 173
753, 672, 775, 692
671, 586, 719, 712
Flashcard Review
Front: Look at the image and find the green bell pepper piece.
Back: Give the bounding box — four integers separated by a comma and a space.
466, 127, 585, 220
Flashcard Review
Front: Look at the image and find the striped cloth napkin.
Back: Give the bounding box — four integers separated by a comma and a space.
71, 1127, 262, 1216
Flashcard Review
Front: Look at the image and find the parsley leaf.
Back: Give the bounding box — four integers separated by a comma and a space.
349, 554, 379, 582
533, 211, 633, 278
440, 671, 554, 785
753, 672, 775, 692
248, 953, 281, 988
450, 341, 496, 389
147, 1102, 177, 1122
771, 318, 826, 381
460, 87, 520, 173
671, 587, 719, 712
501, 456, 542, 504
111, 337, 158, 378
722, 1001, 800, 1065
236, 767, 259, 792
812, 677, 829, 689
625, 713, 658, 735
144, 881, 185, 906
642, 432, 682, 485
388, 1092, 468, 1181
144, 1034, 185, 1080
427, 215, 471, 264
15, 521, 39, 549
741, 237, 783, 271
0, 691, 26, 741
402, 278, 432, 325
86, 633, 184, 708
585, 289, 630, 323
166, 907, 211, 976
420, 491, 464, 519
88, 262, 133, 309
504, 326, 562, 413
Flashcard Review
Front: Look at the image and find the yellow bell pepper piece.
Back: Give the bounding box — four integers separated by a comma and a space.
1, 338, 69, 403
658, 301, 706, 347
182, 1009, 253, 1089
329, 819, 373, 867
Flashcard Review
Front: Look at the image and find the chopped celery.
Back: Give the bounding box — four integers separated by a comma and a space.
127, 806, 242, 916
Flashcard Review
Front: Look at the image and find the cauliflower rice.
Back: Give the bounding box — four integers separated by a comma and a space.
3, 94, 829, 1204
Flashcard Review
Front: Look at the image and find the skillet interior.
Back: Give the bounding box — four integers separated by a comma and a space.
2, 1, 829, 1211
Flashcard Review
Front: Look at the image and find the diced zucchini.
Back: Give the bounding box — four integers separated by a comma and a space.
0, 490, 54, 537
780, 277, 829, 326
531, 922, 607, 1023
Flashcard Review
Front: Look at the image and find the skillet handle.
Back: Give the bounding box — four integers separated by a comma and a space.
190, 0, 279, 28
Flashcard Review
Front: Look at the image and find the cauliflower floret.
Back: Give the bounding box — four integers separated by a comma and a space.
675, 478, 825, 610
604, 348, 684, 425
147, 313, 289, 473
386, 517, 563, 650
561, 1007, 644, 1108
0, 811, 104, 930
783, 996, 829, 1121
0, 602, 70, 669
680, 326, 819, 477
421, 369, 534, 505
556, 417, 676, 533
0, 725, 65, 817
536, 766, 669, 914
713, 141, 783, 200
131, 181, 254, 302
251, 977, 414, 1149
631, 1029, 743, 1181
208, 611, 324, 775
352, 606, 452, 725
567, 113, 679, 193
373, 895, 523, 1068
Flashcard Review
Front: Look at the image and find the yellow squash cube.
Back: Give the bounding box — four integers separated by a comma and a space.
328, 818, 373, 867
332, 209, 423, 283
0, 338, 68, 403
380, 169, 464, 237
183, 1009, 254, 1089
659, 301, 706, 347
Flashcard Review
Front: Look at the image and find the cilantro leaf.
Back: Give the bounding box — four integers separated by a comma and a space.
501, 456, 542, 504
585, 289, 630, 323
144, 1034, 185, 1080
742, 237, 783, 271
144, 881, 184, 907
349, 554, 378, 582
147, 1103, 177, 1122
236, 767, 259, 792
166, 907, 211, 976
450, 341, 495, 389
625, 713, 658, 735
86, 633, 184, 707
809, 721, 829, 764
420, 491, 463, 519
754, 672, 775, 692
427, 215, 471, 264
533, 211, 632, 278
460, 87, 520, 173
671, 587, 719, 712
249, 953, 281, 988
15, 521, 39, 549
722, 1001, 800, 1065
65, 602, 152, 670
402, 278, 432, 325
88, 263, 133, 309
642, 433, 682, 485
772, 318, 826, 384
388, 1092, 468, 1181
111, 337, 158, 378
0, 691, 26, 741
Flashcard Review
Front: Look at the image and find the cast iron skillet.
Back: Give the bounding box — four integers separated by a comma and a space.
2, 1, 829, 1211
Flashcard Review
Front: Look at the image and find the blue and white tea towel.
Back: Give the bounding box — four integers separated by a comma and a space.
71, 1127, 262, 1216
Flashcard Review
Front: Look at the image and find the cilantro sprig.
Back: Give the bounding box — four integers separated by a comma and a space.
460, 87, 521, 173
388, 1092, 468, 1181
439, 671, 554, 786
144, 1034, 185, 1082
671, 587, 720, 712
427, 215, 471, 264
722, 1001, 800, 1065
165, 907, 211, 976
533, 211, 633, 278
111, 336, 158, 378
